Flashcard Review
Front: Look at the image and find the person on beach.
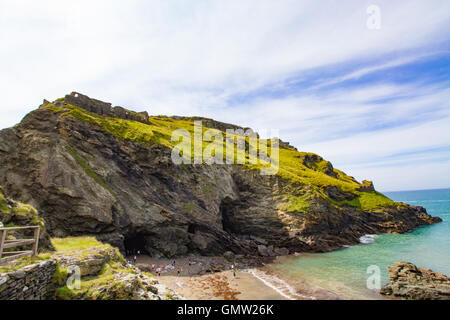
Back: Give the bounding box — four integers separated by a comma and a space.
133, 255, 137, 264
177, 268, 182, 276
172, 260, 176, 267
231, 264, 236, 277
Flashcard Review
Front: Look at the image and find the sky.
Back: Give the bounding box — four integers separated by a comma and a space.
0, 0, 449, 191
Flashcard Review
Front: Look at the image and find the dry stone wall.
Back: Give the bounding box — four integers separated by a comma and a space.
0, 260, 56, 300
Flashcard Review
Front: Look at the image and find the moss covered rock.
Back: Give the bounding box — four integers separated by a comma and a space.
50, 237, 182, 300
0, 186, 53, 250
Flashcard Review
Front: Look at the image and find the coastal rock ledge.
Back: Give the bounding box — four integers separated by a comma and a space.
380, 262, 450, 300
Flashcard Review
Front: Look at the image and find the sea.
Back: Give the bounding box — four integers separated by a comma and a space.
264, 188, 450, 299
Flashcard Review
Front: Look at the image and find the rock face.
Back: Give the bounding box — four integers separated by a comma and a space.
381, 262, 450, 300
0, 93, 442, 258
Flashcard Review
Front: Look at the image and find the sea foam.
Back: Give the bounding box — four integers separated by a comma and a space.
248, 269, 316, 300
359, 234, 378, 244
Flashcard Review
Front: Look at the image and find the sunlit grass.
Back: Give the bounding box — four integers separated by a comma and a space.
51, 236, 107, 252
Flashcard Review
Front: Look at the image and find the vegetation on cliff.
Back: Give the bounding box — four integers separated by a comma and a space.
0, 186, 52, 249
41, 97, 396, 212
0, 186, 43, 227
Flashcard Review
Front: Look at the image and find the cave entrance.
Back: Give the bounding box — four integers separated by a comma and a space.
124, 234, 148, 256
220, 197, 238, 234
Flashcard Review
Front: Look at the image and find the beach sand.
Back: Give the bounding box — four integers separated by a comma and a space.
158, 269, 287, 300
129, 254, 368, 300
130, 255, 289, 300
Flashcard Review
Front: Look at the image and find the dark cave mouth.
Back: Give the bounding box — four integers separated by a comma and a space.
123, 234, 148, 255
220, 197, 239, 234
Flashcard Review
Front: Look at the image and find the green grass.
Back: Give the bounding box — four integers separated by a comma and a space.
43, 103, 64, 113
0, 187, 9, 213
51, 236, 107, 252
336, 191, 396, 210
65, 146, 116, 197
53, 261, 140, 300
52, 264, 68, 286
281, 194, 311, 213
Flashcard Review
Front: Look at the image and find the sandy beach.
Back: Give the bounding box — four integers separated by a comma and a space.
128, 254, 375, 300
130, 255, 291, 300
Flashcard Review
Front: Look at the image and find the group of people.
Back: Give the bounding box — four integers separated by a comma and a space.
150, 260, 183, 276
125, 249, 141, 265
124, 251, 238, 278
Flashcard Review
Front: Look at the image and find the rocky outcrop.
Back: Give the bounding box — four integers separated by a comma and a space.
52, 246, 124, 277
63, 92, 149, 124
51, 245, 182, 300
380, 262, 450, 300
0, 93, 442, 258
0, 186, 53, 250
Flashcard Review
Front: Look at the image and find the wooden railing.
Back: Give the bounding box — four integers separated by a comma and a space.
0, 226, 40, 264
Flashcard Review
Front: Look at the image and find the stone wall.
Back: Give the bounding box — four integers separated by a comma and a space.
0, 260, 56, 300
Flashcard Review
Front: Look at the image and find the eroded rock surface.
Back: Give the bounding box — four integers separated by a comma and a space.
380, 262, 450, 300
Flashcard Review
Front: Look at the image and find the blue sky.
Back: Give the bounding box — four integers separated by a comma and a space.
0, 0, 449, 191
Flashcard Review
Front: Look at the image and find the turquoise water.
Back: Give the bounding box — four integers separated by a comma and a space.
271, 188, 450, 299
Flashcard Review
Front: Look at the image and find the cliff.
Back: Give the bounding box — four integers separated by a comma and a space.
0, 92, 441, 258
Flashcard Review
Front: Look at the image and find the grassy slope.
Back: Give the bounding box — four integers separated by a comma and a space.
41, 100, 398, 212
51, 236, 109, 251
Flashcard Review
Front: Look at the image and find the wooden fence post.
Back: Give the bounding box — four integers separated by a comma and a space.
32, 227, 40, 256
0, 229, 6, 260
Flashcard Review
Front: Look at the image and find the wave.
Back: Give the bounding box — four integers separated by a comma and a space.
359, 234, 378, 244
247, 269, 316, 300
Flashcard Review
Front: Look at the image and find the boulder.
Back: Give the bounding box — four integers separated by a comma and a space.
223, 251, 235, 262
274, 247, 289, 256
257, 245, 269, 257
380, 262, 450, 300
250, 235, 268, 245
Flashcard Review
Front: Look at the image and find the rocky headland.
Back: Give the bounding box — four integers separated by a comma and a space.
0, 92, 441, 260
